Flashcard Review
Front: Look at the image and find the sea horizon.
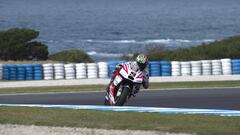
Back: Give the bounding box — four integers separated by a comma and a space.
1, 0, 240, 61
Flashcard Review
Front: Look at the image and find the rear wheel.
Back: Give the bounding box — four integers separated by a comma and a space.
115, 87, 130, 106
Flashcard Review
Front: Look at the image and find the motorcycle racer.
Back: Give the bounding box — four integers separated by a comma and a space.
106, 54, 149, 105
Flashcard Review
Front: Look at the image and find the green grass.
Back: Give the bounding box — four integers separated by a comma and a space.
0, 85, 106, 94
1, 80, 240, 94
0, 107, 240, 135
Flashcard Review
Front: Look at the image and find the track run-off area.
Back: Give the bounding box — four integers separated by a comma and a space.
0, 87, 240, 116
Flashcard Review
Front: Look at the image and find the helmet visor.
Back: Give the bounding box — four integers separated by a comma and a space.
137, 62, 147, 71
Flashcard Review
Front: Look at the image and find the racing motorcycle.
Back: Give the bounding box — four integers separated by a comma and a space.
104, 62, 144, 106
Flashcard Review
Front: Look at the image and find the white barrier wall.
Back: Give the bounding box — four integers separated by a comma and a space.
0, 58, 236, 81
211, 60, 222, 75
181, 62, 191, 76
221, 58, 232, 75
64, 64, 75, 80
171, 61, 181, 76
76, 63, 87, 79
98, 62, 108, 78
191, 61, 202, 76
54, 63, 64, 80
43, 64, 54, 80
87, 63, 98, 78
201, 60, 212, 75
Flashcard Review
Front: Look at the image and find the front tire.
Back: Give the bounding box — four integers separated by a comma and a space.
104, 93, 110, 106
104, 98, 110, 106
115, 87, 130, 106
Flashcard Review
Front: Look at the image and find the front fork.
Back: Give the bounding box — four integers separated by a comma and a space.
106, 74, 123, 105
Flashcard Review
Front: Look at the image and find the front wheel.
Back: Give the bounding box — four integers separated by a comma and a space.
115, 87, 130, 106
104, 93, 110, 106
104, 98, 110, 106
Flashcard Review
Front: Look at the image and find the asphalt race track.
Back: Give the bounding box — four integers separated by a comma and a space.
0, 88, 240, 110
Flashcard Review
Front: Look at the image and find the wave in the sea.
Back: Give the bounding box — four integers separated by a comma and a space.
42, 38, 216, 56
85, 39, 137, 44
84, 39, 215, 44
87, 51, 128, 57
42, 38, 215, 45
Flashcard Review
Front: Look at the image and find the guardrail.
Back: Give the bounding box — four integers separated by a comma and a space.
0, 58, 240, 81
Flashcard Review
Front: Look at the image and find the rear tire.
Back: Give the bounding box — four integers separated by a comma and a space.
115, 87, 130, 106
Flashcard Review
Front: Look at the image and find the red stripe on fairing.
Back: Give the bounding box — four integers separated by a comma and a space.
122, 64, 128, 73
112, 70, 120, 78
110, 84, 115, 95
137, 74, 143, 78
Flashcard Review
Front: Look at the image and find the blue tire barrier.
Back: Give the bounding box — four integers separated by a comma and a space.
149, 61, 161, 76
232, 71, 240, 74
232, 64, 240, 67
117, 61, 126, 64
108, 61, 120, 77
25, 64, 34, 80
160, 61, 171, 65
9, 65, 17, 80
0, 64, 2, 80
231, 59, 240, 75
17, 64, 25, 80
2, 58, 240, 81
3, 65, 10, 80
231, 59, 240, 63
232, 66, 240, 69
33, 64, 43, 80
160, 61, 171, 76
161, 72, 171, 76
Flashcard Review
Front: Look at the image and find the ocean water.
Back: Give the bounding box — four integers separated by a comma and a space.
1, 0, 240, 61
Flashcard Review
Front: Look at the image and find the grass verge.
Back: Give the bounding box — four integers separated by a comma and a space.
0, 107, 240, 135
0, 85, 106, 94
1, 80, 240, 94
1, 81, 240, 94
